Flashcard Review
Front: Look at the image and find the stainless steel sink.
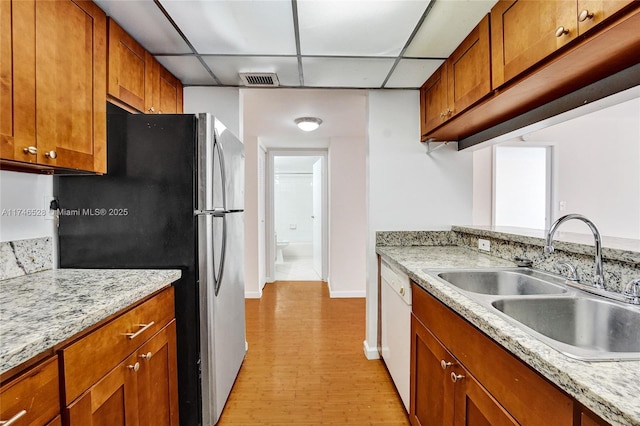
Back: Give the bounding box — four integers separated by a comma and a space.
435, 269, 567, 296
492, 297, 640, 359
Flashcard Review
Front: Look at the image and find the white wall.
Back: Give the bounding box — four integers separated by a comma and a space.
183, 87, 241, 138
472, 147, 492, 225
365, 90, 473, 357
473, 96, 640, 239
0, 171, 55, 242
328, 136, 367, 298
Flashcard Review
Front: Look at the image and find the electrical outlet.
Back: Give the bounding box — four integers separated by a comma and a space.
478, 238, 491, 252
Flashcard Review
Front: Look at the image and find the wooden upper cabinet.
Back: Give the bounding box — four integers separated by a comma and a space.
420, 63, 448, 138
108, 18, 147, 112
420, 15, 491, 139
491, 0, 578, 89
0, 0, 14, 161
7, 0, 106, 173
447, 14, 491, 120
577, 0, 635, 34
145, 53, 183, 114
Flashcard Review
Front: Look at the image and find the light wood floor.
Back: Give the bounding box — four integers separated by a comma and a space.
217, 281, 410, 425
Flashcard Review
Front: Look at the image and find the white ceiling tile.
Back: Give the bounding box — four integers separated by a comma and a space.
93, 0, 191, 54
405, 0, 497, 58
155, 56, 218, 85
385, 59, 444, 88
297, 1, 430, 56
302, 57, 395, 88
158, 0, 297, 55
202, 56, 301, 86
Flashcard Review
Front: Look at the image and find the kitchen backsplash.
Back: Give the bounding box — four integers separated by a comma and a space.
377, 227, 640, 294
1, 237, 53, 281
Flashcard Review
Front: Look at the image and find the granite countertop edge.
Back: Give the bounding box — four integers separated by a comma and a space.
0, 268, 182, 376
376, 245, 640, 426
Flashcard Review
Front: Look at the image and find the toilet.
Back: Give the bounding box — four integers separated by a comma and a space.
276, 240, 289, 264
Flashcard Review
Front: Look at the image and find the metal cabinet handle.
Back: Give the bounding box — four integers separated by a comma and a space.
451, 372, 465, 383
0, 410, 27, 426
125, 321, 155, 340
440, 360, 454, 370
148, 106, 155, 113
22, 146, 37, 155
127, 362, 140, 372
139, 351, 153, 360
44, 150, 57, 159
555, 26, 569, 37
578, 9, 594, 22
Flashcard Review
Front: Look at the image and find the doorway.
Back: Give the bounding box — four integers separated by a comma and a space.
266, 150, 328, 282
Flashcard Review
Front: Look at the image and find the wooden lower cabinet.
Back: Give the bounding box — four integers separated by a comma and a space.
409, 282, 613, 426
410, 314, 517, 426
66, 320, 179, 426
0, 356, 60, 426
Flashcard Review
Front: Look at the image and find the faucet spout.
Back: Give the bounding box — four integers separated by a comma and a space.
545, 214, 604, 289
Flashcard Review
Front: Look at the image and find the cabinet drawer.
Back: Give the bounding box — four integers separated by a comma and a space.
61, 287, 174, 405
0, 356, 59, 426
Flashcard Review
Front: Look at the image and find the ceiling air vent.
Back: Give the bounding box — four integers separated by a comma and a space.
239, 72, 280, 87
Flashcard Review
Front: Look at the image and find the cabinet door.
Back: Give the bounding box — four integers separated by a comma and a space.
491, 0, 578, 88
35, 0, 107, 172
452, 369, 519, 426
144, 53, 183, 115
137, 321, 179, 426
108, 18, 147, 112
419, 62, 448, 138
410, 314, 454, 426
0, 0, 16, 160
447, 15, 491, 118
67, 353, 140, 426
577, 0, 634, 33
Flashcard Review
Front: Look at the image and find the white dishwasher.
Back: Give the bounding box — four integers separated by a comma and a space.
380, 260, 412, 411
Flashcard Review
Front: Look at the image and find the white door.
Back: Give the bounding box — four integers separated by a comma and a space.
312, 158, 323, 279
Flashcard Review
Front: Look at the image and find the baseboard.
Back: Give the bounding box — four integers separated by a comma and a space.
328, 289, 366, 298
244, 290, 262, 299
363, 340, 380, 360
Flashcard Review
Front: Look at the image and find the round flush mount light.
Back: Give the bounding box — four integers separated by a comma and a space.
294, 117, 323, 132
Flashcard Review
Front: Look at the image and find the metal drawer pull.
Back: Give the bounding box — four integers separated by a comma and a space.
555, 26, 569, 37
578, 9, 594, 22
0, 409, 27, 426
127, 362, 140, 372
22, 146, 37, 155
440, 360, 454, 370
125, 321, 155, 340
139, 351, 153, 360
451, 372, 465, 383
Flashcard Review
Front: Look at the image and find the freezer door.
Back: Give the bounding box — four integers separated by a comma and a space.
214, 118, 245, 212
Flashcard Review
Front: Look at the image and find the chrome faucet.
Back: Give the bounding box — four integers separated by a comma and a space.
544, 214, 604, 289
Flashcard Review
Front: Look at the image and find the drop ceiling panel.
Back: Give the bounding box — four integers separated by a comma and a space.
297, 1, 430, 56
159, 0, 297, 55
93, 0, 191, 54
202, 56, 301, 86
404, 0, 496, 58
302, 57, 395, 88
385, 59, 445, 88
155, 56, 218, 85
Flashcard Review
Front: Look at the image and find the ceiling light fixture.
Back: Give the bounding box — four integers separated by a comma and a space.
295, 117, 323, 132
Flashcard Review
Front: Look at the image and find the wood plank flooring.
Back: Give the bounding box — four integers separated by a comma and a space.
217, 281, 410, 425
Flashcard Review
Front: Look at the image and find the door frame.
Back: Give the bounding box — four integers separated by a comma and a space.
265, 149, 328, 282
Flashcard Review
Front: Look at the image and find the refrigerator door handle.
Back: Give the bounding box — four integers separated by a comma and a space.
214, 214, 227, 296
213, 135, 227, 211
195, 208, 226, 217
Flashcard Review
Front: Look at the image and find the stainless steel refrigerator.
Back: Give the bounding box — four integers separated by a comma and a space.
56, 103, 246, 426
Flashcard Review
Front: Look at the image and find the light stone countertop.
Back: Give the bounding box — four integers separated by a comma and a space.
0, 268, 181, 375
377, 245, 640, 426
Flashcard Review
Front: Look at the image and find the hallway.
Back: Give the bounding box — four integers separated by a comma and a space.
217, 281, 409, 425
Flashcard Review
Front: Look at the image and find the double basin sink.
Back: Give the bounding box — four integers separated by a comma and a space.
425, 268, 640, 361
